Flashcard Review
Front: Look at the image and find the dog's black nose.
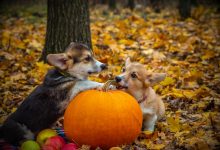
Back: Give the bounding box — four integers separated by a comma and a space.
115, 76, 122, 82
100, 64, 107, 70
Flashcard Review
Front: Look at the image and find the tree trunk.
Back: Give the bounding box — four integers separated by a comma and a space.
150, 0, 162, 13
179, 0, 191, 19
41, 0, 91, 61
109, 0, 116, 10
127, 0, 135, 10
100, 0, 106, 4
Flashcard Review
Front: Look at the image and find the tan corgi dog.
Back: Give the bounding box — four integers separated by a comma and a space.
115, 58, 166, 131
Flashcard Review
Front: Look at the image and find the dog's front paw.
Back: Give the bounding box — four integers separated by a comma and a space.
94, 86, 103, 91
93, 84, 116, 91
109, 85, 116, 90
92, 83, 104, 91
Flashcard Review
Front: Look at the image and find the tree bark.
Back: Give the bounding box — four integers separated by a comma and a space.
109, 0, 116, 10
150, 0, 162, 13
100, 0, 106, 4
41, 0, 91, 61
127, 0, 135, 10
179, 0, 191, 19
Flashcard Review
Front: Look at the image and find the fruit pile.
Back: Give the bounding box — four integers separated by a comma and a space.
21, 129, 78, 150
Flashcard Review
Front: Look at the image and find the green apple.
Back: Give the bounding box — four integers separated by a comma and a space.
21, 140, 40, 150
36, 129, 57, 146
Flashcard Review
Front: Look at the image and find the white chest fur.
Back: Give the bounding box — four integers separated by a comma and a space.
140, 104, 154, 115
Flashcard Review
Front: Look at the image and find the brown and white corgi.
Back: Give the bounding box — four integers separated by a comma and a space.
115, 58, 166, 131
0, 42, 106, 145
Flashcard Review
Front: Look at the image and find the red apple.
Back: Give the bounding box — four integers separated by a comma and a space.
42, 145, 57, 150
61, 143, 78, 150
44, 135, 66, 150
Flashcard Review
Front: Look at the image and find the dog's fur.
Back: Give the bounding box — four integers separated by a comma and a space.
115, 58, 166, 131
0, 42, 105, 145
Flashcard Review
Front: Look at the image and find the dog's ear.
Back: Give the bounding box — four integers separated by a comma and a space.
125, 57, 131, 67
70, 42, 76, 45
47, 53, 69, 70
65, 42, 76, 51
146, 73, 166, 86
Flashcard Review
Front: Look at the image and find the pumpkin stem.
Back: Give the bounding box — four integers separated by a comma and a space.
102, 80, 117, 92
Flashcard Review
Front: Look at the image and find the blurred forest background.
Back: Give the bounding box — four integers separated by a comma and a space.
0, 0, 220, 149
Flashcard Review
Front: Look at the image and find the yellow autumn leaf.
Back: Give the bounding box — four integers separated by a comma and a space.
11, 107, 17, 113
175, 131, 190, 138
118, 39, 134, 46
36, 61, 50, 73
143, 130, 153, 135
2, 30, 10, 47
153, 40, 165, 49
160, 77, 176, 86
167, 66, 181, 78
13, 38, 26, 49
167, 116, 180, 133
166, 88, 197, 99
149, 143, 165, 150
182, 80, 199, 89
201, 50, 216, 60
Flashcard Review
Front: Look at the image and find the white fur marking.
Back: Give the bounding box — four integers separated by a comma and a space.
59, 100, 70, 113
147, 115, 158, 131
143, 114, 158, 131
17, 123, 34, 140
69, 80, 104, 99
142, 107, 154, 115
94, 59, 104, 72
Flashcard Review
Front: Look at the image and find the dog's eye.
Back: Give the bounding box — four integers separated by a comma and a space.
85, 56, 91, 61
131, 72, 137, 78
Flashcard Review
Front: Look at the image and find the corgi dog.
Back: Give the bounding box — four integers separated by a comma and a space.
115, 58, 166, 131
0, 42, 106, 145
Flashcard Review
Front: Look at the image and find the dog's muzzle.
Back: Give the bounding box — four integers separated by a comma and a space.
115, 76, 128, 89
94, 60, 107, 71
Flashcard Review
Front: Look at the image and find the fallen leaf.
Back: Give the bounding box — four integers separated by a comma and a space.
167, 115, 180, 133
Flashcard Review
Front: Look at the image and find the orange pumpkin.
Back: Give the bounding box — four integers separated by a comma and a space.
64, 90, 143, 149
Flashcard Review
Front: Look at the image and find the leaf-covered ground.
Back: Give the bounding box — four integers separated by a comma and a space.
0, 4, 220, 150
